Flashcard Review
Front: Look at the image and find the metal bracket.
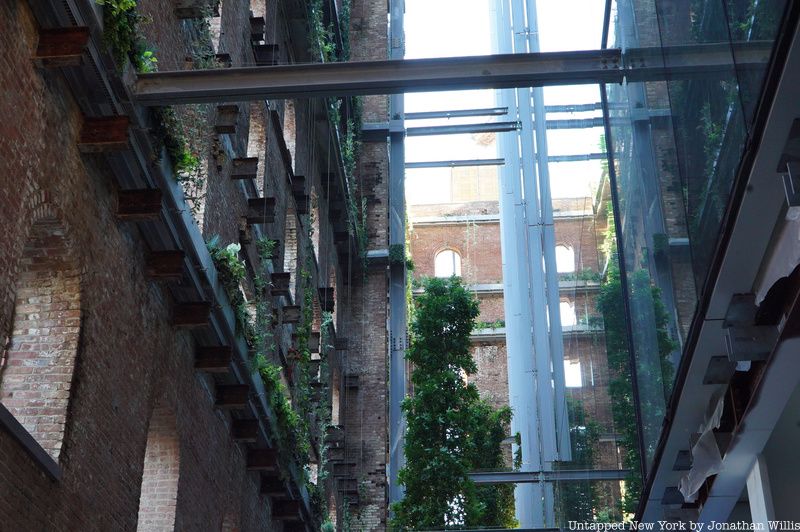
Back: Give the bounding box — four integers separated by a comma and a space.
724, 325, 780, 362
723, 293, 758, 328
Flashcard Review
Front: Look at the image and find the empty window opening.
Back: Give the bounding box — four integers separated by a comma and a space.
564, 360, 583, 388
247, 102, 267, 195
560, 300, 577, 327
283, 209, 298, 301
136, 403, 180, 531
283, 100, 297, 173
434, 249, 462, 278
556, 245, 576, 273
209, 1, 223, 53
0, 217, 81, 460
331, 370, 341, 426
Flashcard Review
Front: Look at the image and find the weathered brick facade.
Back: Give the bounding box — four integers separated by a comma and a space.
333, 0, 391, 527
0, 0, 389, 530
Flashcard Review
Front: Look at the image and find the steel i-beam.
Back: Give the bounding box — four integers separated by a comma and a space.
469, 469, 631, 484
133, 42, 772, 105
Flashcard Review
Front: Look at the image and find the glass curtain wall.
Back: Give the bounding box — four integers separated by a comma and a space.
604, 0, 790, 472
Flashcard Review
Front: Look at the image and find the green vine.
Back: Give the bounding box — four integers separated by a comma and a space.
96, 0, 158, 73
251, 237, 277, 367
151, 107, 201, 176
259, 362, 307, 460
184, 8, 222, 70
206, 237, 252, 338
559, 269, 602, 282
308, 0, 336, 62
340, 0, 352, 61
475, 319, 505, 330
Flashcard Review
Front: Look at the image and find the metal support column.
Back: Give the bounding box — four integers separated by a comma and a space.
387, 0, 407, 508
494, 0, 544, 526
525, 0, 572, 467
508, 0, 558, 524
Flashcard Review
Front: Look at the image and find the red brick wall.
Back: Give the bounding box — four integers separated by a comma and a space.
554, 216, 602, 273
136, 403, 180, 531
1, 215, 81, 460
0, 2, 346, 530
337, 0, 391, 526
410, 222, 504, 284
477, 293, 505, 323
469, 342, 509, 410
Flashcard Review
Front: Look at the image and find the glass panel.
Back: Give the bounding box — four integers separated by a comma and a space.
605, 0, 789, 471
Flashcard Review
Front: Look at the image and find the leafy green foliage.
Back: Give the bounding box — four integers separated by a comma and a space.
392, 277, 515, 529
596, 205, 678, 515
340, 0, 352, 61
97, 0, 158, 73
596, 233, 642, 516
389, 244, 405, 264
150, 106, 202, 177
207, 237, 251, 337
137, 49, 158, 72
185, 10, 222, 70
559, 269, 602, 282
466, 401, 517, 528
309, 0, 336, 62
256, 237, 278, 261
555, 398, 608, 525
259, 362, 306, 458
475, 319, 505, 330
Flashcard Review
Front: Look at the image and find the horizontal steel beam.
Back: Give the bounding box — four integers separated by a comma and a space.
133, 42, 771, 104
548, 152, 607, 162
545, 102, 604, 113
469, 468, 630, 484
405, 107, 509, 119
407, 122, 520, 136
364, 117, 617, 139
406, 158, 505, 168
545, 117, 605, 129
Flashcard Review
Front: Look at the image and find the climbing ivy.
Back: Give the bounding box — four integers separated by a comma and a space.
309, 0, 336, 62
96, 0, 158, 72
391, 276, 516, 529
206, 237, 252, 338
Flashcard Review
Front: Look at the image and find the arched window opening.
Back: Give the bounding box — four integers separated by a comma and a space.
434, 249, 461, 278
0, 217, 81, 460
136, 403, 180, 532
283, 100, 297, 173
559, 300, 577, 327
283, 209, 298, 301
555, 245, 576, 273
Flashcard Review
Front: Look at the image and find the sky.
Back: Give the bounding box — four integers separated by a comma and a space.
404, 0, 610, 204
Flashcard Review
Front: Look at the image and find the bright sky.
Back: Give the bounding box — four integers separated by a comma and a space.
404, 0, 608, 204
